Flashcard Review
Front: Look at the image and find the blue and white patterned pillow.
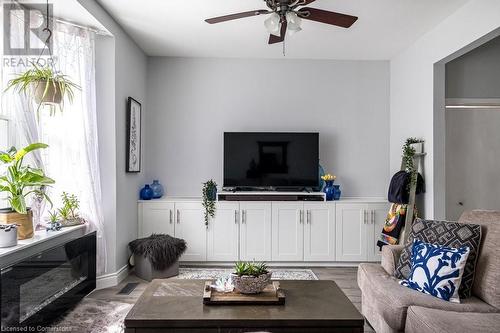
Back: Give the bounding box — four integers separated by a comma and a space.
399, 239, 470, 303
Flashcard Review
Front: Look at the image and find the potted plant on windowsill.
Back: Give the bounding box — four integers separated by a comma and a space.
58, 192, 85, 227
0, 143, 54, 239
231, 261, 272, 294
5, 64, 80, 115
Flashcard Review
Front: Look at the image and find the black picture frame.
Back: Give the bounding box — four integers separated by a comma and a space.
126, 97, 141, 173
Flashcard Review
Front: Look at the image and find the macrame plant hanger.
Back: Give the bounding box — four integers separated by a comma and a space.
36, 0, 55, 70
32, 0, 61, 116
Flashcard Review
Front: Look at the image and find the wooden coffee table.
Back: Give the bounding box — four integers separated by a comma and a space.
125, 279, 364, 333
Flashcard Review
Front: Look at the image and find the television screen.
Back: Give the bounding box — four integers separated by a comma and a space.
224, 132, 319, 189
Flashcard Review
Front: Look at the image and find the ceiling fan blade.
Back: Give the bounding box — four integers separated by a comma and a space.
268, 20, 287, 44
299, 7, 358, 28
205, 9, 270, 24
291, 0, 316, 9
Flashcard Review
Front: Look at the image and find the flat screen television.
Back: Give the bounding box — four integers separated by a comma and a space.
223, 132, 319, 189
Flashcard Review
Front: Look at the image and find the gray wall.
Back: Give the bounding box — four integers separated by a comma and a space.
95, 35, 117, 273
145, 58, 390, 198
446, 109, 500, 220
80, 0, 148, 274
390, 0, 500, 219
445, 37, 500, 220
446, 36, 500, 98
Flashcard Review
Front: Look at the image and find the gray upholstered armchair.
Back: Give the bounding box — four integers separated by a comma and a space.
357, 210, 500, 333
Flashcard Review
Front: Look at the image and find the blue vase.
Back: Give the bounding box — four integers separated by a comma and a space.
323, 180, 335, 201
333, 184, 341, 200
150, 180, 164, 199
140, 184, 154, 200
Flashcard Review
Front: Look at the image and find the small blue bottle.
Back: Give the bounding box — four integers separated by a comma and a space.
150, 180, 164, 199
333, 184, 341, 200
140, 184, 154, 200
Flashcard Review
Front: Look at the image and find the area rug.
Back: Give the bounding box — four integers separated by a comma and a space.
52, 299, 133, 333
176, 267, 318, 280
50, 268, 317, 333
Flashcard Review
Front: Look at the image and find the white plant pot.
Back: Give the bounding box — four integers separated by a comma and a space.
0, 224, 18, 248
410, 142, 423, 154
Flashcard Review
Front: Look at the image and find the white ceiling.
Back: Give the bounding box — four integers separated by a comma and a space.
96, 0, 468, 60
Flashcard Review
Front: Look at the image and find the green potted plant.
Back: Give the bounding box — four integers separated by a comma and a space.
0, 143, 54, 239
231, 261, 272, 294
402, 138, 424, 174
402, 138, 424, 189
48, 210, 59, 224
202, 179, 217, 227
57, 192, 84, 227
5, 64, 80, 114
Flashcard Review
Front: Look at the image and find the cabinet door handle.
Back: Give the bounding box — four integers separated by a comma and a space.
177, 209, 180, 224
363, 210, 367, 224
300, 210, 303, 224
307, 210, 311, 224
242, 210, 246, 224
169, 210, 173, 224
371, 210, 375, 224
234, 210, 238, 224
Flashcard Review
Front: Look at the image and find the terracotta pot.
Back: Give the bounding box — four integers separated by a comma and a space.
0, 209, 34, 240
33, 80, 63, 104
231, 272, 272, 294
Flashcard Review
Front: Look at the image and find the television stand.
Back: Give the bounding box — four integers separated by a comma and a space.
217, 191, 326, 202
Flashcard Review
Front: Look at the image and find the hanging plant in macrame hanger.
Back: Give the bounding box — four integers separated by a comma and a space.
4, 0, 80, 116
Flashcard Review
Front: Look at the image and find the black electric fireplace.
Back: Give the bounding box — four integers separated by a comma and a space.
0, 231, 96, 329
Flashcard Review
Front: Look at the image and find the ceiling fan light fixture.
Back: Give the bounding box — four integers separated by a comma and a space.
286, 11, 302, 34
264, 12, 281, 36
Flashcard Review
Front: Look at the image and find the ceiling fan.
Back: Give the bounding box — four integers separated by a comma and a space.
205, 0, 358, 45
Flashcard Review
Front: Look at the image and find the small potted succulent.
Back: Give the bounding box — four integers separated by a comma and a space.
231, 261, 272, 294
57, 192, 84, 227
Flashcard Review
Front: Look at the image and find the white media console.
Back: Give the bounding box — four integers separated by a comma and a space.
138, 196, 389, 265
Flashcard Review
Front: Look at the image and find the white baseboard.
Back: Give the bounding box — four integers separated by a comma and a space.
96, 265, 129, 290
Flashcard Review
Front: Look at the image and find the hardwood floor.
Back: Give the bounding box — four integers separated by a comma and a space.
85, 266, 374, 333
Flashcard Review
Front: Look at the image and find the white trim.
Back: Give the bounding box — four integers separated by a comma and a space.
96, 264, 129, 290
181, 262, 368, 268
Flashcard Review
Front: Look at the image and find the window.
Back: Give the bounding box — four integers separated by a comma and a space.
0, 117, 8, 151
0, 117, 9, 208
1, 7, 106, 275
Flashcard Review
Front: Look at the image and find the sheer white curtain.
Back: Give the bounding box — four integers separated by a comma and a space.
2, 10, 107, 275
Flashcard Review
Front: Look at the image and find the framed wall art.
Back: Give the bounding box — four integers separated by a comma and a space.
126, 97, 141, 173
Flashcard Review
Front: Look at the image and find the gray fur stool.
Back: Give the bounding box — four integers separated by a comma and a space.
129, 234, 186, 281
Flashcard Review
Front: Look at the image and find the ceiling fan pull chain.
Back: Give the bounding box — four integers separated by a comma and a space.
283, 38, 286, 56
